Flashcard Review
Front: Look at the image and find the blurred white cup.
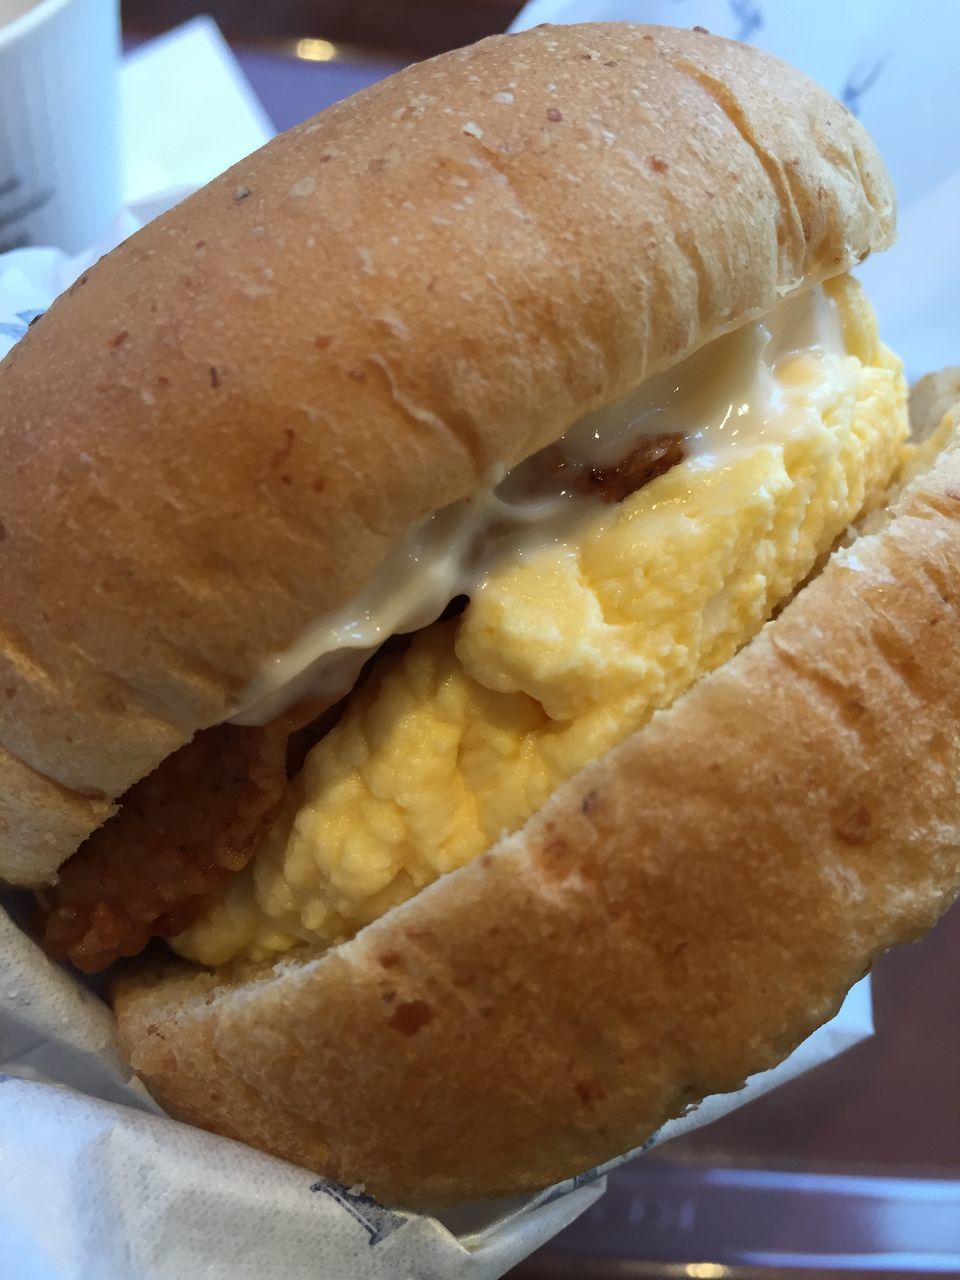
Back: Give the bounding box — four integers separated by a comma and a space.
0, 0, 121, 254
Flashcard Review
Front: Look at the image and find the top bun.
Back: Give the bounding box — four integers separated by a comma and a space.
0, 22, 894, 884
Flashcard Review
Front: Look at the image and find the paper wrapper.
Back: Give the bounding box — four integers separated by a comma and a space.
6, 3, 956, 1274
0, 0, 122, 257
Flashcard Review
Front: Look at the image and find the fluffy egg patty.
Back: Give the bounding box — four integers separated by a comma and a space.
175, 276, 910, 966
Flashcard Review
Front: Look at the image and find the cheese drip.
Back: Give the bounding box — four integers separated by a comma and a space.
231, 281, 846, 725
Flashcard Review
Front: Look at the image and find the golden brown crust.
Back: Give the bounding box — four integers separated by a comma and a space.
116, 431, 960, 1208
0, 22, 893, 882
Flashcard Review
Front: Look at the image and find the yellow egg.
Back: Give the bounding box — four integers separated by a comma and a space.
175, 275, 910, 966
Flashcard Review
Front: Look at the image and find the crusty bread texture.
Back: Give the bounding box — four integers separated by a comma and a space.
0, 22, 894, 884
116, 423, 960, 1209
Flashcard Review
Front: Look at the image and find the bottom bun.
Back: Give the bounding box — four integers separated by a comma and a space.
116, 426, 960, 1210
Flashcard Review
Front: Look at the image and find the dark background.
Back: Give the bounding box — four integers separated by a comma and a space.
122, 0, 524, 58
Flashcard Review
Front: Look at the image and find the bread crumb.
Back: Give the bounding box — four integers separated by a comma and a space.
462, 121, 484, 139
288, 176, 316, 198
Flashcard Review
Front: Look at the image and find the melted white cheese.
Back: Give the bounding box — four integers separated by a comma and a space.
230, 282, 847, 725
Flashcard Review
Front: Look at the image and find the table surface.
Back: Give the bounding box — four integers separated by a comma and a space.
232, 43, 960, 1277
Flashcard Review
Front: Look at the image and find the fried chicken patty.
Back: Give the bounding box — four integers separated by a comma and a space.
39, 711, 312, 972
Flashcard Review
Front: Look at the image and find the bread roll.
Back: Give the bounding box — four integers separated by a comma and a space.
0, 22, 892, 883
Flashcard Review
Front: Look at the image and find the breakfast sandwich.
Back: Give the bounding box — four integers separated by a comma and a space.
1, 22, 959, 1208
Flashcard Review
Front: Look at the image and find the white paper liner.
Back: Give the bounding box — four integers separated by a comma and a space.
0, 0, 122, 256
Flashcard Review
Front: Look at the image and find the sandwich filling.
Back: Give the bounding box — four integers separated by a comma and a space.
179, 273, 913, 965
42, 274, 919, 972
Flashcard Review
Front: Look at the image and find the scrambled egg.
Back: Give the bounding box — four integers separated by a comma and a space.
175, 276, 911, 966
